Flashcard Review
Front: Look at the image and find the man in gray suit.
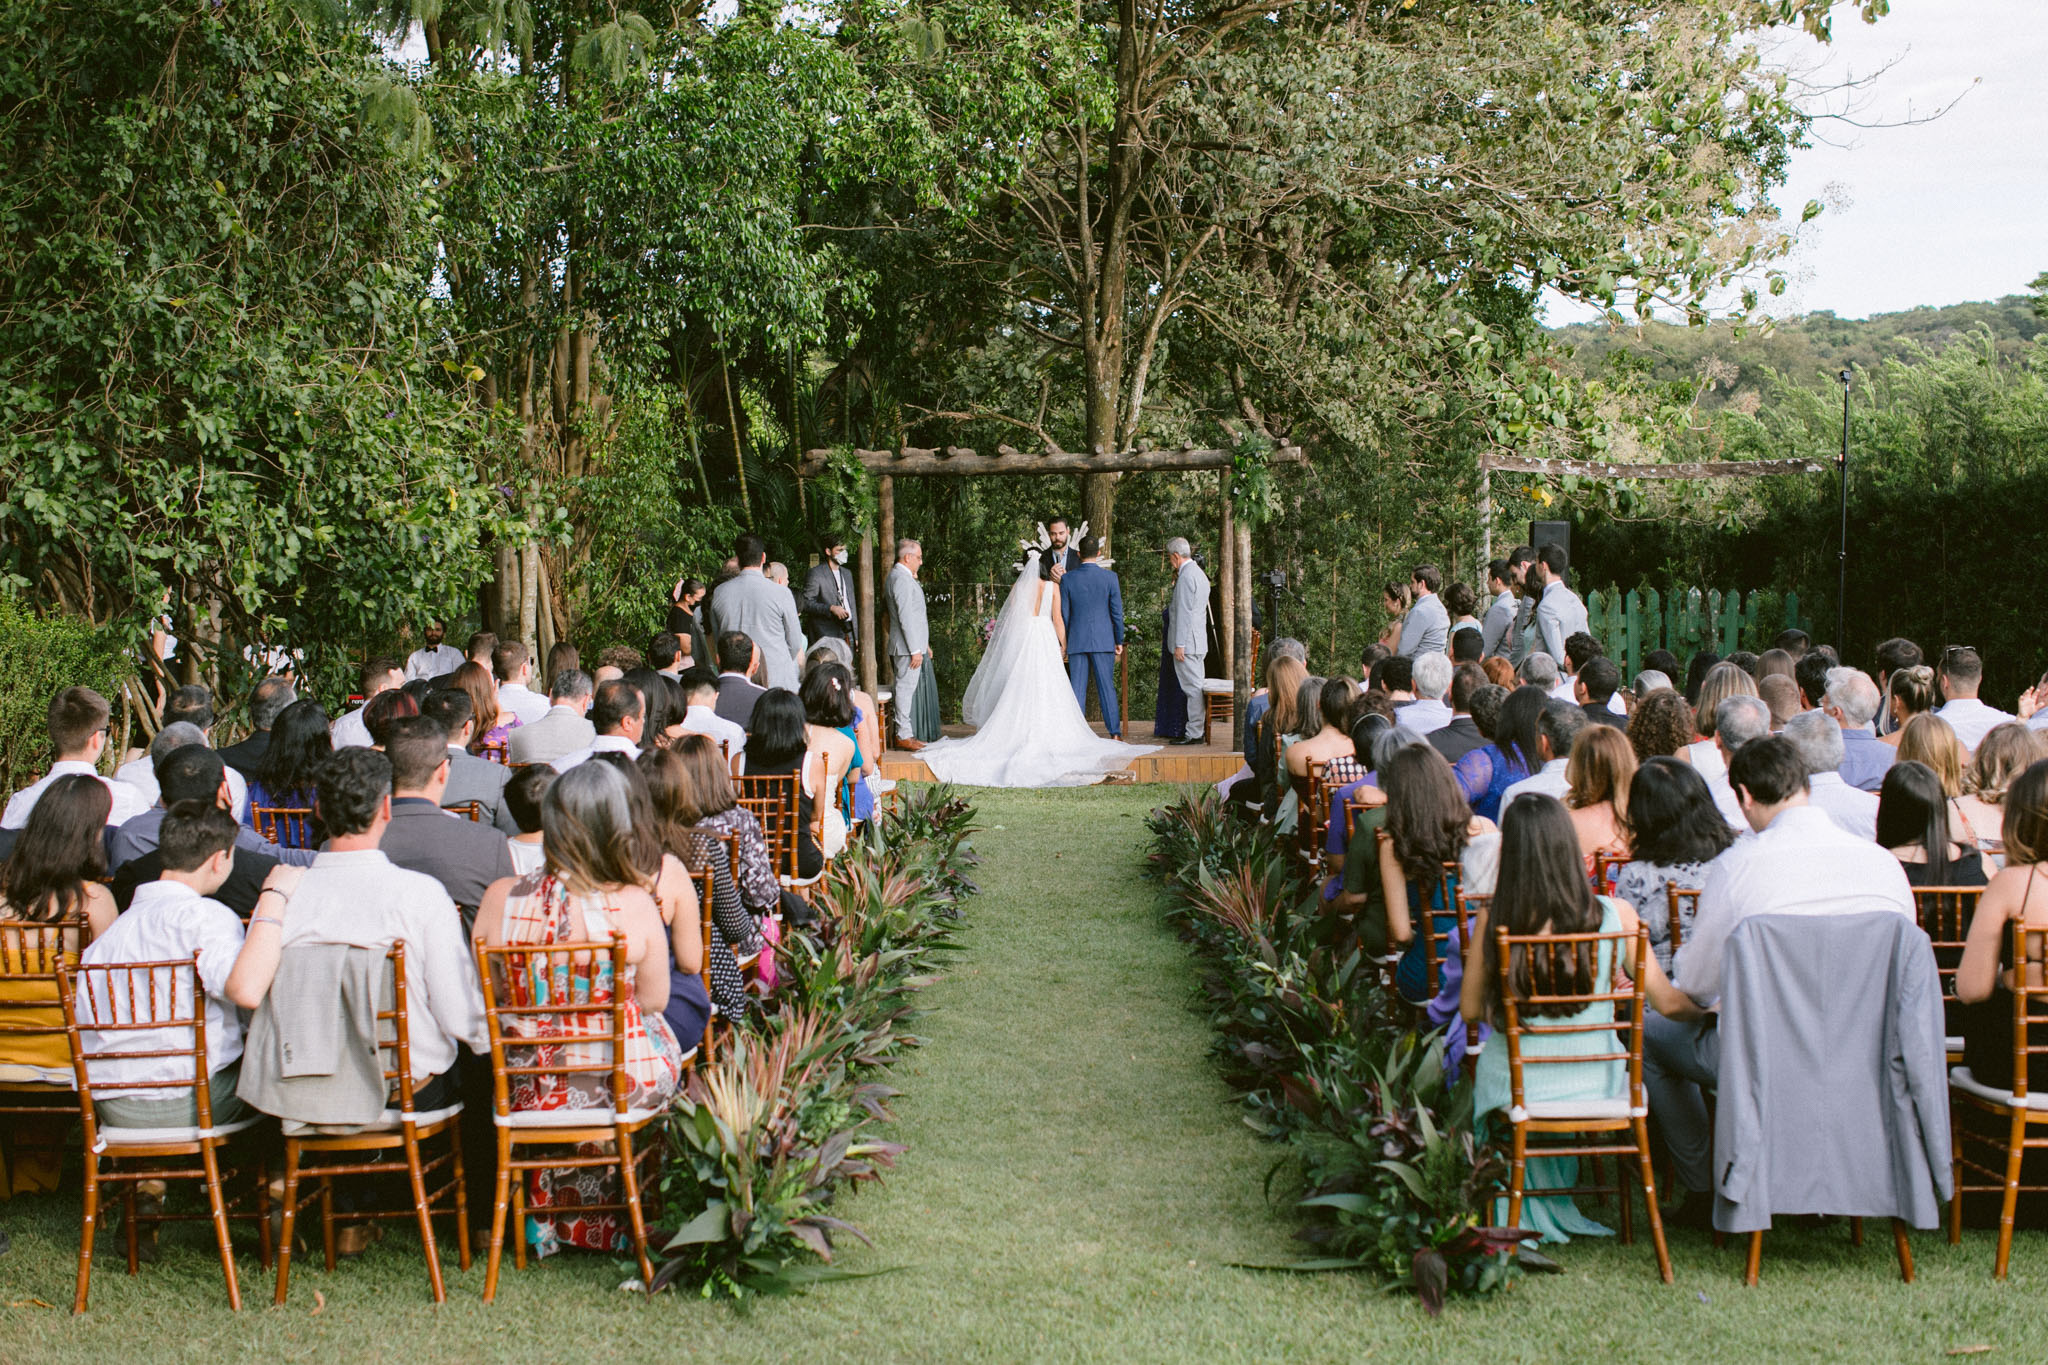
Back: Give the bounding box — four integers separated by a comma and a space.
1530, 543, 1590, 665
377, 717, 516, 923
709, 533, 806, 692
800, 534, 857, 645
1165, 536, 1211, 745
886, 539, 930, 751
1397, 562, 1450, 658
417, 689, 521, 834
503, 668, 595, 767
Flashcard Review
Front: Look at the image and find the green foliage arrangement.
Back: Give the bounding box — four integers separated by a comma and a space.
1146, 789, 1525, 1313
0, 598, 130, 794
652, 785, 981, 1297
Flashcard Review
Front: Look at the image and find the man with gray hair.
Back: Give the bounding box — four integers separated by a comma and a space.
1517, 651, 1572, 701
1165, 537, 1211, 745
1783, 710, 1879, 841
221, 676, 296, 781
117, 706, 251, 822
886, 539, 931, 749
1704, 693, 1773, 830
1398, 652, 1454, 735
1823, 665, 1895, 793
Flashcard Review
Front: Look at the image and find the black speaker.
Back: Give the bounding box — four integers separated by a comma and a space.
1529, 520, 1571, 561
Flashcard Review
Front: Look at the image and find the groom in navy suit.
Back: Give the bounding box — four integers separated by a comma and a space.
1059, 535, 1126, 739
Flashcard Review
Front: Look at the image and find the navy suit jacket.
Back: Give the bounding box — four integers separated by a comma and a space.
1060, 562, 1125, 655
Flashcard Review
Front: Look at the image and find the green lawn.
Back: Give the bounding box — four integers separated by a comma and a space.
1, 783, 2042, 1361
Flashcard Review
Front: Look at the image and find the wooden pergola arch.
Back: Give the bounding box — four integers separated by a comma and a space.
798, 442, 1307, 746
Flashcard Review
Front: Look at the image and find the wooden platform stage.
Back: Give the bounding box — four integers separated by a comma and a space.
876, 722, 1243, 786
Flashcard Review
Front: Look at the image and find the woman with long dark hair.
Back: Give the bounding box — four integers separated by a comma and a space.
1372, 745, 1497, 1003
1956, 760, 2048, 1090
639, 747, 750, 1027
800, 660, 860, 849
248, 698, 331, 844
1460, 793, 1697, 1241
1877, 760, 1986, 888
741, 688, 825, 880
1475, 685, 1545, 822
1612, 757, 1737, 973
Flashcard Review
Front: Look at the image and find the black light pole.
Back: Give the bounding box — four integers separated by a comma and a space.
1836, 367, 1851, 654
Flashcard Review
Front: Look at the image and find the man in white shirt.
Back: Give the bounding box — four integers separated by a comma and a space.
404, 620, 465, 682
227, 747, 487, 1098
1499, 699, 1585, 806
551, 678, 646, 772
330, 657, 403, 750
1645, 734, 1913, 1205
492, 642, 551, 728
3, 686, 151, 829
1782, 710, 1879, 842
1528, 544, 1590, 665
1826, 666, 1897, 793
79, 801, 250, 1127
1395, 652, 1454, 735
1702, 694, 1771, 831
1933, 646, 2015, 752
675, 667, 745, 760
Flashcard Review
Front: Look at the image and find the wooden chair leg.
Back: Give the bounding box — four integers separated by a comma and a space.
403, 1131, 446, 1304
1892, 1218, 1915, 1283
275, 1142, 302, 1306
123, 1179, 138, 1274
1851, 1216, 1864, 1247
1615, 1152, 1635, 1246
1996, 1107, 2026, 1279
320, 1175, 337, 1271
616, 1128, 656, 1291
1949, 1106, 1965, 1246
73, 1158, 98, 1314
254, 1152, 272, 1272
1632, 1116, 1673, 1284
511, 1155, 527, 1271
483, 1129, 512, 1304
198, 1138, 241, 1311
450, 1124, 472, 1272
1744, 1231, 1764, 1287
1506, 1126, 1526, 1232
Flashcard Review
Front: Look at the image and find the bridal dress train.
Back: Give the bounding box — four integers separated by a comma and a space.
920, 569, 1159, 788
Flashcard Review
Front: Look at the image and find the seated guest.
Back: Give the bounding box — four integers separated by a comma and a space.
1562, 632, 1604, 690
111, 746, 295, 917
228, 748, 488, 1116
494, 642, 551, 727
2, 687, 151, 830
544, 642, 580, 694
376, 716, 517, 921
1874, 638, 1925, 735
1612, 757, 1737, 974
470, 760, 685, 1256
1774, 628, 1811, 660
1370, 745, 1497, 1004
1369, 656, 1414, 703
1699, 694, 1770, 829
425, 630, 496, 689
640, 748, 754, 1023
675, 666, 744, 761
1445, 682, 1513, 812
741, 689, 825, 881
330, 657, 403, 749
220, 676, 296, 780
1824, 666, 1896, 792
1499, 698, 1583, 806
1683, 651, 1722, 708
115, 721, 210, 809
1518, 651, 1570, 704
1627, 688, 1695, 765
1429, 663, 1489, 765
1793, 646, 1838, 714
672, 736, 780, 920
1879, 664, 1937, 749
1564, 724, 1636, 860
1481, 656, 1517, 691
245, 698, 332, 845
806, 641, 884, 798
1647, 736, 1913, 1212
1461, 792, 1698, 1241
800, 661, 865, 840
1249, 653, 1310, 811
1934, 646, 2016, 752
1643, 648, 1682, 683
78, 802, 250, 1129
1756, 648, 1796, 684
1878, 760, 1986, 888
451, 661, 508, 752
1574, 656, 1626, 726
506, 667, 596, 767
1398, 653, 1455, 735
1686, 662, 1757, 779
1954, 759, 2048, 1089
1784, 710, 1879, 841
599, 643, 645, 676
1281, 678, 1360, 832
1356, 640, 1390, 684
404, 618, 464, 683
1955, 723, 2046, 871
116, 687, 250, 820
623, 666, 683, 749
1469, 685, 1545, 822
418, 688, 518, 834
648, 631, 688, 681
713, 632, 767, 731
1725, 650, 1761, 678
502, 764, 554, 877
361, 685, 420, 748
1899, 712, 1966, 799
1631, 669, 1675, 700
1450, 627, 1483, 665
551, 678, 646, 772
1758, 674, 1801, 730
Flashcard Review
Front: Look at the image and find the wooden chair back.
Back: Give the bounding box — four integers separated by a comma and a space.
737, 771, 801, 882
251, 800, 316, 850
691, 868, 718, 1058
1418, 861, 1472, 998
477, 739, 509, 766
1493, 924, 1650, 1122
1665, 885, 1703, 956
0, 920, 83, 1113
1913, 885, 1984, 1008
474, 935, 633, 1119
445, 800, 486, 824
2001, 919, 2048, 1103
1301, 760, 1330, 856
1590, 851, 1630, 897
59, 955, 223, 1132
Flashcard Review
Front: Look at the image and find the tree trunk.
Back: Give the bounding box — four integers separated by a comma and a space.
518, 542, 540, 654
858, 528, 878, 695
1233, 518, 1253, 752
1084, 473, 1117, 555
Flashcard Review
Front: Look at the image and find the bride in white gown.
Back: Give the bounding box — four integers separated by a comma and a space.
920, 549, 1159, 788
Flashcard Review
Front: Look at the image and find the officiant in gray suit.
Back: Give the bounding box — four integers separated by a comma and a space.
1166, 536, 1212, 744
886, 539, 934, 750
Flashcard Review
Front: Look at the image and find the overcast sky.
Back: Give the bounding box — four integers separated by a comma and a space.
1547, 0, 2048, 324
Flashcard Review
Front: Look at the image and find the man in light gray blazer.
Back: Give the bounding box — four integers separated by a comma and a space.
504, 668, 596, 767
1166, 537, 1211, 744
710, 533, 806, 693
886, 540, 930, 750
419, 689, 521, 834
1530, 543, 1590, 665
1396, 562, 1449, 658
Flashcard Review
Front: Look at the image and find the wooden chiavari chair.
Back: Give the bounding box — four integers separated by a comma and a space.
1418, 861, 1472, 1000
0, 921, 84, 1192
478, 738, 509, 766
445, 800, 487, 823
1949, 918, 2048, 1278
736, 771, 800, 884
1914, 885, 1984, 1065
1665, 885, 1703, 959
251, 800, 316, 851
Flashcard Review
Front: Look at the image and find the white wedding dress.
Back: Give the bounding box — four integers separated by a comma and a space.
920, 565, 1159, 788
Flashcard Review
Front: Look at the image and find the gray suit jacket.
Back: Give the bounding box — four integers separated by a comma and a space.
715, 673, 766, 730
801, 560, 856, 643
1398, 591, 1450, 657
441, 746, 520, 835
505, 706, 593, 767
1169, 560, 1210, 656
1535, 581, 1590, 663
886, 563, 929, 659
378, 797, 516, 918
712, 569, 805, 692
1480, 589, 1518, 658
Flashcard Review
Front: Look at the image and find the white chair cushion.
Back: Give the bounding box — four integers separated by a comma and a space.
495, 1106, 664, 1129
96, 1113, 265, 1151
1509, 1097, 1642, 1123
1950, 1065, 2048, 1112
1945, 1035, 1966, 1055
1200, 680, 1234, 694
280, 1102, 465, 1137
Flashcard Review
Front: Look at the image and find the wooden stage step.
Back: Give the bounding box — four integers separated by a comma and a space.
876, 723, 1243, 787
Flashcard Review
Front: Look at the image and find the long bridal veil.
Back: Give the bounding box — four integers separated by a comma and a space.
960, 559, 1041, 728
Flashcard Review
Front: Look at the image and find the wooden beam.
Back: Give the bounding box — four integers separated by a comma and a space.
800, 445, 1305, 478
1477, 454, 1824, 480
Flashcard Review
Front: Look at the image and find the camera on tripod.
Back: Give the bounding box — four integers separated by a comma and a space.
1257, 569, 1288, 592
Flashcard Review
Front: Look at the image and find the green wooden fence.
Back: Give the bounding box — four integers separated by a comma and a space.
1582, 587, 1811, 680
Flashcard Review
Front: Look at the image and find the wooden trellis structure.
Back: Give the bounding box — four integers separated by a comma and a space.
798, 443, 1306, 748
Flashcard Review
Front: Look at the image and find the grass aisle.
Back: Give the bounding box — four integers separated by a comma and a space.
4, 783, 2046, 1360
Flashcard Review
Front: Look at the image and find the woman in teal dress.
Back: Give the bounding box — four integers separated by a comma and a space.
1459, 792, 1701, 1243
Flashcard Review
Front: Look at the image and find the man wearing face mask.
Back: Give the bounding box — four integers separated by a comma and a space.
801, 533, 858, 646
